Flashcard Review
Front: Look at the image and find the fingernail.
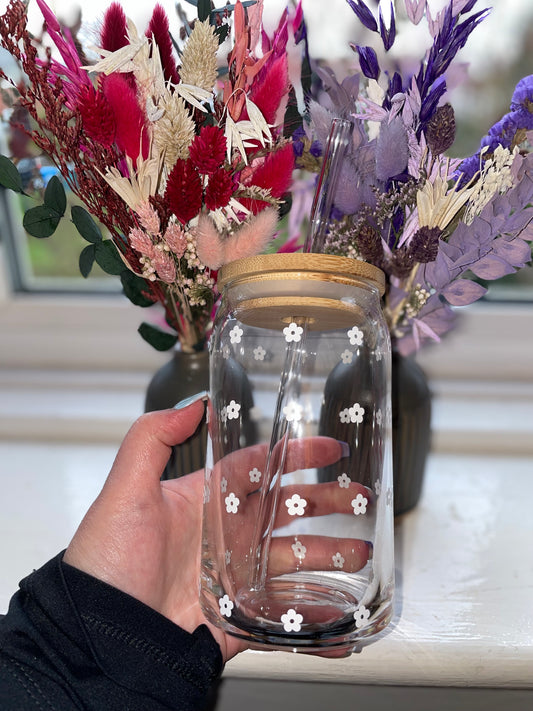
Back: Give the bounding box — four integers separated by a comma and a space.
337, 440, 350, 458
173, 390, 209, 410
364, 541, 374, 560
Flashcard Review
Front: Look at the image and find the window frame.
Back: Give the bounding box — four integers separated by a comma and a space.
1, 238, 532, 380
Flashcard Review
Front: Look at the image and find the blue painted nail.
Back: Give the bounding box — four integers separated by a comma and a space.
337, 440, 350, 459
173, 390, 209, 410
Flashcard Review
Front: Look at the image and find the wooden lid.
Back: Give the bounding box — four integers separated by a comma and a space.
217, 253, 385, 295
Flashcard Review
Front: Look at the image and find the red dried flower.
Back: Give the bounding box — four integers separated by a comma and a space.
240, 142, 294, 214
205, 167, 234, 210
77, 82, 116, 147
100, 2, 129, 52
164, 158, 203, 224
102, 73, 149, 161
146, 4, 180, 86
249, 54, 289, 125
189, 125, 227, 175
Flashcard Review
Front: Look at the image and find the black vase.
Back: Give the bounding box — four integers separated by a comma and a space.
145, 349, 258, 480
145, 350, 210, 479
318, 351, 431, 516
391, 351, 432, 515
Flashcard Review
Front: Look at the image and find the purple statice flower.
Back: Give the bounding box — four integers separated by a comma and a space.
291, 125, 306, 158
457, 76, 533, 185
510, 75, 533, 111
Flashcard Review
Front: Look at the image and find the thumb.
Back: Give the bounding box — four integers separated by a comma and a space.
106, 402, 206, 492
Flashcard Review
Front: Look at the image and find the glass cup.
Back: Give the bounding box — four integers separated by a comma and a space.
200, 253, 394, 652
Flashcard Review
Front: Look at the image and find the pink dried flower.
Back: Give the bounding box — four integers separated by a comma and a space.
153, 248, 176, 284
164, 223, 187, 258
196, 207, 278, 269
129, 227, 154, 258
137, 201, 161, 235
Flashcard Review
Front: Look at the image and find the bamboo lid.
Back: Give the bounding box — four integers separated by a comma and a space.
217, 253, 385, 295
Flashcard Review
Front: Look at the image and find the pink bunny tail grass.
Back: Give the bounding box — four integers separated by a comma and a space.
100, 2, 129, 51
224, 207, 279, 262
197, 207, 279, 270
196, 213, 226, 270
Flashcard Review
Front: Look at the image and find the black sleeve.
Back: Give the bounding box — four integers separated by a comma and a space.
0, 553, 223, 710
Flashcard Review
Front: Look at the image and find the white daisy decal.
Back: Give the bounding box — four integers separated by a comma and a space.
283, 322, 303, 343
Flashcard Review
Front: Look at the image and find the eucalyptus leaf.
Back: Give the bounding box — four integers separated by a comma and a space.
121, 270, 155, 307
43, 175, 66, 216
197, 0, 211, 22
138, 322, 178, 351
79, 243, 96, 278
71, 205, 103, 243
94, 240, 126, 275
0, 155, 24, 193
214, 23, 230, 44
22, 205, 61, 238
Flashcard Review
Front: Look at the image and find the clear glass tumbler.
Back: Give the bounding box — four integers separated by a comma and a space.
200, 253, 394, 652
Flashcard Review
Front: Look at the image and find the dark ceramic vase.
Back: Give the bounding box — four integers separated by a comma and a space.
391, 351, 432, 515
145, 349, 257, 480
145, 350, 210, 479
318, 351, 431, 516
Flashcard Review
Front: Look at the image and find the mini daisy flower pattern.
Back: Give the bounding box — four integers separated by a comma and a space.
332, 552, 345, 569
229, 325, 243, 344
341, 349, 354, 364
220, 476, 228, 493
249, 467, 262, 483
225, 549, 232, 564
225, 492, 240, 514
338, 472, 351, 488
291, 539, 307, 561
339, 403, 365, 424
222, 343, 231, 360
253, 345, 266, 361
219, 594, 234, 617
285, 493, 307, 516
281, 608, 303, 632
347, 326, 364, 346
283, 322, 303, 343
226, 400, 241, 420
351, 493, 368, 515
353, 604, 370, 628
283, 400, 303, 423
376, 408, 383, 426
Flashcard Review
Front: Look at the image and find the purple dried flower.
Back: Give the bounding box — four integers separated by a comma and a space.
375, 117, 409, 181
390, 244, 415, 278
357, 222, 385, 265
379, 2, 396, 51
404, 0, 425, 25
425, 103, 456, 155
511, 75, 533, 111
355, 45, 380, 80
345, 0, 378, 32
409, 226, 442, 263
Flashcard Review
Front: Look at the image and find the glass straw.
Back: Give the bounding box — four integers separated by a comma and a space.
248, 117, 353, 592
